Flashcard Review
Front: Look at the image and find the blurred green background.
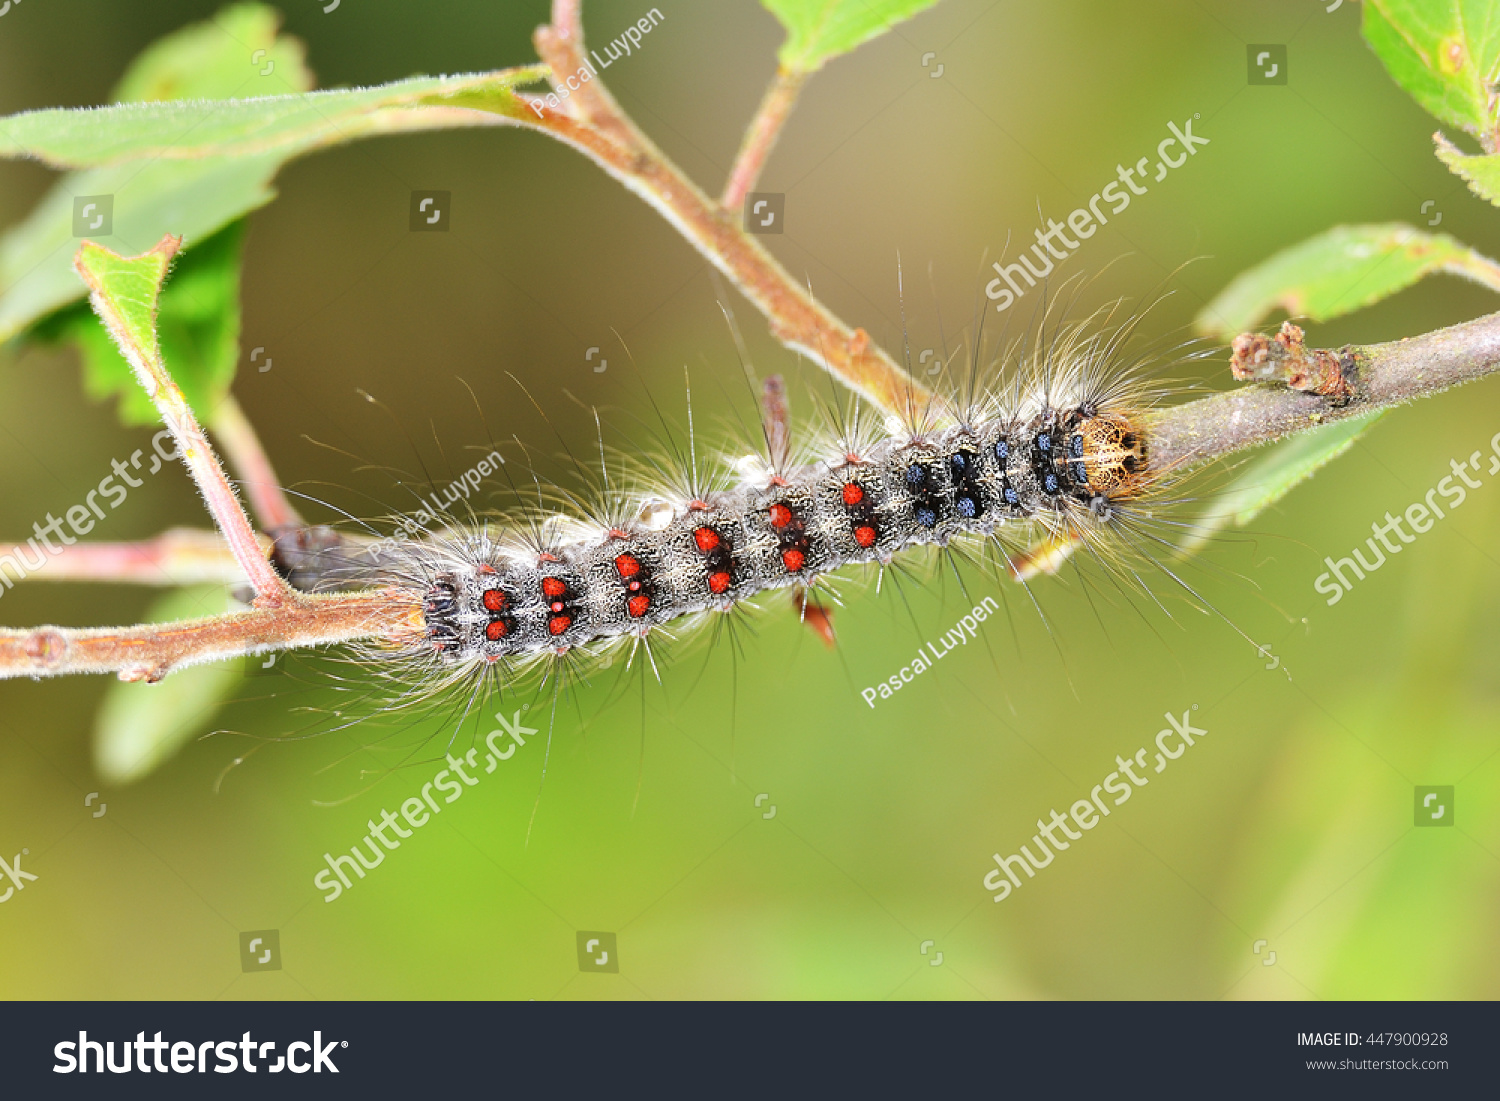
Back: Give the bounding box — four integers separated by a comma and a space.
1, 0, 1498, 999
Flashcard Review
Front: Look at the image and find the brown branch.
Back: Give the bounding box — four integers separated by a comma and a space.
721, 66, 808, 211
524, 1, 933, 421
0, 589, 418, 682
1146, 309, 1500, 475
212, 394, 304, 533
0, 529, 253, 587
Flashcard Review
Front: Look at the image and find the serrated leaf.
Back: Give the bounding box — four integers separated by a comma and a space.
72, 236, 177, 372
32, 222, 244, 424
1362, 0, 1500, 149
0, 73, 528, 169
111, 1, 315, 103
1196, 223, 1500, 337
0, 153, 281, 344
92, 585, 244, 783
1178, 410, 1388, 556
761, 0, 941, 74
0, 1, 543, 344
1434, 131, 1500, 206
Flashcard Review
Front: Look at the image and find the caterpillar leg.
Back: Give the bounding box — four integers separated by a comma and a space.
1009, 529, 1084, 581
792, 587, 837, 649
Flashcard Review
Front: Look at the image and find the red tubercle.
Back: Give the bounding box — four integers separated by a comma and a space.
541, 576, 566, 598
482, 589, 507, 612
627, 594, 651, 618
708, 571, 732, 595
854, 525, 877, 548
485, 620, 509, 641
614, 553, 641, 579
628, 580, 641, 592
767, 503, 792, 528
549, 601, 564, 613
842, 482, 864, 506
781, 548, 805, 572
548, 615, 572, 636
476, 563, 497, 574
537, 552, 560, 563
694, 527, 720, 553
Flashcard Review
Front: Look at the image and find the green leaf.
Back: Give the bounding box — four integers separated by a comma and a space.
1196, 223, 1500, 337
32, 222, 245, 425
0, 73, 529, 169
0, 1, 544, 344
1178, 410, 1389, 556
72, 236, 178, 371
1362, 0, 1500, 148
110, 2, 315, 103
92, 585, 244, 784
0, 153, 281, 344
761, 0, 941, 73
1434, 131, 1500, 206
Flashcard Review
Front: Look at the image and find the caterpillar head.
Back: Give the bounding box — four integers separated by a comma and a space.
1076, 411, 1151, 502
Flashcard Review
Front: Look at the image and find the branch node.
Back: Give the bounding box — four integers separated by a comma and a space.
1231, 320, 1357, 405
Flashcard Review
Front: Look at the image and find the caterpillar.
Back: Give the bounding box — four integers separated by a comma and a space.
340, 302, 1205, 706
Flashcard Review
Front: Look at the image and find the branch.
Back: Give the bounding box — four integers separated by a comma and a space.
524, 1, 933, 420
721, 66, 808, 211
74, 236, 294, 608
517, 10, 1500, 498
1146, 311, 1500, 475
212, 394, 304, 534
1, 237, 426, 684
515, 6, 1500, 495
0, 529, 253, 587
0, 589, 417, 682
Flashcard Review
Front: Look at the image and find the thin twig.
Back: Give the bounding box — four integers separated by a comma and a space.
212, 394, 304, 533
75, 235, 294, 608
0, 529, 253, 587
525, 1, 933, 421
721, 66, 808, 211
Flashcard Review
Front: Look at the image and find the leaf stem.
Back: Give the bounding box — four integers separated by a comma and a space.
212, 393, 305, 534
721, 65, 808, 211
74, 235, 294, 608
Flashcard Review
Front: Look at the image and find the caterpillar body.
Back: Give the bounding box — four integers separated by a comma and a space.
372, 328, 1171, 681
